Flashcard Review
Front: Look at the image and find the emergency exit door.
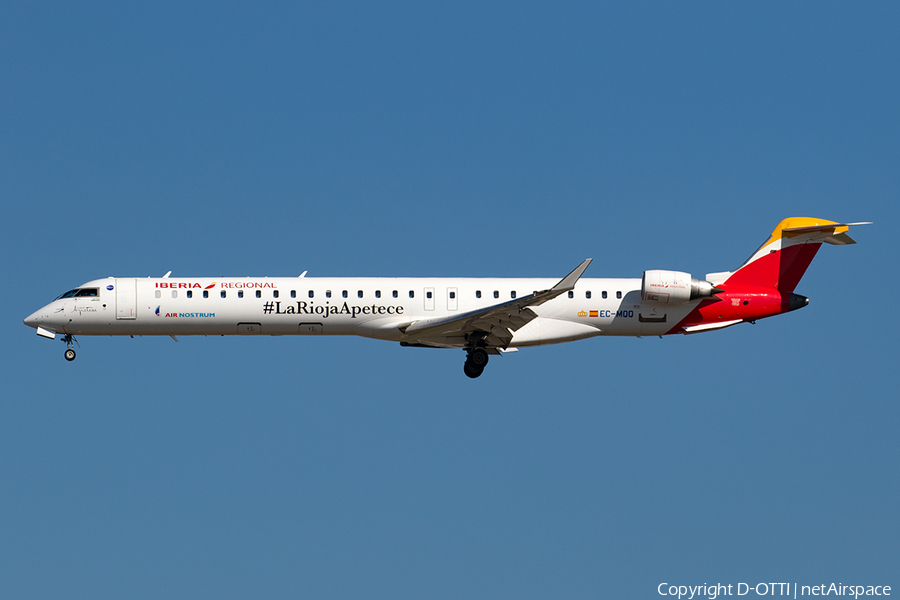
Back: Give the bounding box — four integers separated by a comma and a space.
447, 287, 458, 311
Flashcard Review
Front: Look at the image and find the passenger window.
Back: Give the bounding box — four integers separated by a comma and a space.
308, 290, 314, 298
256, 290, 261, 298
602, 291, 607, 299
358, 290, 363, 298
238, 290, 243, 298
203, 290, 209, 299
375, 290, 381, 298
343, 290, 348, 298
510, 291, 516, 299
617, 291, 622, 299
449, 291, 455, 299
409, 291, 415, 298
221, 291, 227, 298
476, 290, 482, 298
586, 291, 591, 299
392, 290, 398, 298
493, 291, 499, 299
291, 290, 296, 298
172, 290, 177, 298
326, 290, 332, 298
155, 290, 161, 299
568, 291, 573, 298
274, 290, 279, 298
426, 291, 432, 299
187, 290, 192, 299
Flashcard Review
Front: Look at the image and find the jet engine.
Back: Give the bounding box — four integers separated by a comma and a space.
642, 270, 718, 305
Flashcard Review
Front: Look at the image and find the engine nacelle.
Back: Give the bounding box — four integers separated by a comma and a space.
642, 270, 717, 305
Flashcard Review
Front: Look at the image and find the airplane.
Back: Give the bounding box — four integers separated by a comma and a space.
24, 217, 868, 378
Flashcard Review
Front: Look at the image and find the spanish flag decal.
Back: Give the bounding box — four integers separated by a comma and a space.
589, 310, 599, 317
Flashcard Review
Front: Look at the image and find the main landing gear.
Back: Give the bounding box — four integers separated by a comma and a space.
62, 334, 78, 361
463, 347, 489, 379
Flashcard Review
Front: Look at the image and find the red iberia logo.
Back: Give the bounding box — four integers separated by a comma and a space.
155, 280, 276, 289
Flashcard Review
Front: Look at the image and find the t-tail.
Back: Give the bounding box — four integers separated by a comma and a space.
714, 217, 869, 292
673, 217, 870, 334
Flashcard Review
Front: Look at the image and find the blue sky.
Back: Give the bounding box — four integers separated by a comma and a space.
2, 2, 897, 598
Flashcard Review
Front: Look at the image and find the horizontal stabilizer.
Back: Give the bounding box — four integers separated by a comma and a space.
781, 221, 871, 245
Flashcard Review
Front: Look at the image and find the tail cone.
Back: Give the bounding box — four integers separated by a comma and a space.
788, 293, 809, 312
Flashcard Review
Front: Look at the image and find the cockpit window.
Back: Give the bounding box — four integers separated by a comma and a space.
55, 287, 99, 300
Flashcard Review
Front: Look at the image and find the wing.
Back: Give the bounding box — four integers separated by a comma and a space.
400, 259, 592, 350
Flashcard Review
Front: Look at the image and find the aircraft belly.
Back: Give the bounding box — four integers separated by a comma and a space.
509, 318, 602, 347
353, 317, 406, 341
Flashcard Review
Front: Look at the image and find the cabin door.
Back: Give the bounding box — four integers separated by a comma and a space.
115, 279, 137, 320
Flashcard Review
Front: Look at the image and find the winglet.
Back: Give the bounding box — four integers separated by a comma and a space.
551, 259, 592, 292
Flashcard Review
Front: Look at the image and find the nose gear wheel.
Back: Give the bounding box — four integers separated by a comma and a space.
61, 334, 79, 361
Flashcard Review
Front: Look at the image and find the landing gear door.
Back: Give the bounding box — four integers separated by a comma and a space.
116, 278, 137, 320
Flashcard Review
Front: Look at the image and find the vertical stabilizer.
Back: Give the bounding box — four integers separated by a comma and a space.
722, 218, 864, 292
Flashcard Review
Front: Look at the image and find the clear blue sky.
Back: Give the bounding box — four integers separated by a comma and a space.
2, 2, 897, 598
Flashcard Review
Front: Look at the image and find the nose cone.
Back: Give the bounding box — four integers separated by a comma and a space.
24, 310, 41, 328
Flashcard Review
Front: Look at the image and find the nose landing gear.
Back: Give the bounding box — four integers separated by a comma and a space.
62, 334, 79, 361
463, 347, 489, 378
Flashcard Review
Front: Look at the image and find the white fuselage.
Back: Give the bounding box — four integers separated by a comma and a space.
25, 276, 693, 348
24, 218, 865, 375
